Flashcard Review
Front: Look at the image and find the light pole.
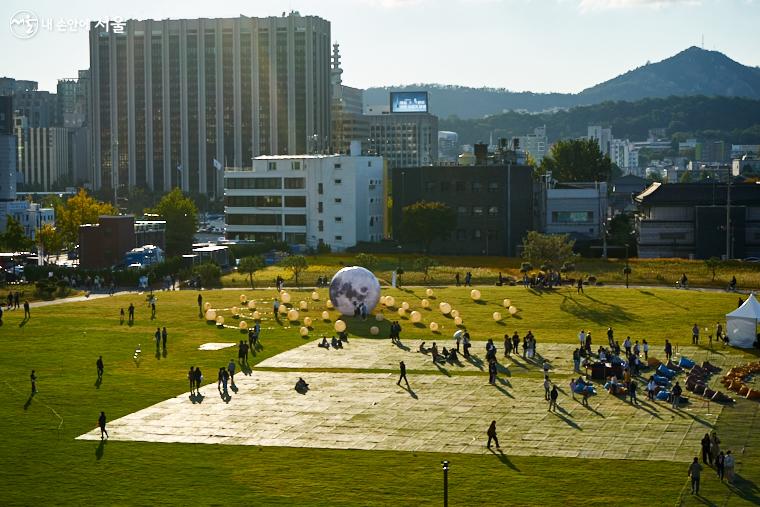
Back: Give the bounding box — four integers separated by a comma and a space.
623, 243, 631, 288
441, 460, 449, 507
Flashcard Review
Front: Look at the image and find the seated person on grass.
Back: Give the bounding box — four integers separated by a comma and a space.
331, 336, 343, 349
295, 377, 309, 392
418, 341, 428, 354
319, 336, 330, 348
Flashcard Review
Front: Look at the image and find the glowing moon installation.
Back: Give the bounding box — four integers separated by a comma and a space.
328, 266, 382, 316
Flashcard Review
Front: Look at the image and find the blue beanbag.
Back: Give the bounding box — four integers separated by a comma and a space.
656, 390, 670, 401
657, 364, 676, 378
653, 374, 670, 386
678, 357, 695, 369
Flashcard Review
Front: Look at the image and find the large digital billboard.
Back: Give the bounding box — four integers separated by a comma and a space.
390, 91, 429, 113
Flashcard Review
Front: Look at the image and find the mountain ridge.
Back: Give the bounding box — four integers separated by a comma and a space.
362, 47, 760, 119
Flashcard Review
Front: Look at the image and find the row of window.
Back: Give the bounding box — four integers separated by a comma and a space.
550, 211, 594, 224
226, 213, 306, 226
224, 195, 305, 208
262, 160, 374, 172
423, 181, 502, 193
455, 229, 499, 241
456, 206, 500, 217
225, 177, 305, 189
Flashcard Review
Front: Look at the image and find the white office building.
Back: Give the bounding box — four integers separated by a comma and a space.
224, 154, 384, 250
588, 125, 612, 156
544, 181, 608, 240
518, 125, 548, 163
609, 138, 640, 175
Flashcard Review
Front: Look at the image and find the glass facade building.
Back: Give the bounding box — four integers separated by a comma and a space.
89, 13, 332, 196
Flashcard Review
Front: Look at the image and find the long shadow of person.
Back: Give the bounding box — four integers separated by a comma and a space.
162, 348, 168, 359
155, 348, 161, 360
19, 317, 29, 328
24, 393, 34, 410
491, 449, 520, 471
402, 384, 418, 399
394, 340, 411, 352
95, 377, 102, 389
96, 440, 105, 460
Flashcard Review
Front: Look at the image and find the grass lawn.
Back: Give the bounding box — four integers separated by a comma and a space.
222, 253, 760, 292
1, 286, 759, 505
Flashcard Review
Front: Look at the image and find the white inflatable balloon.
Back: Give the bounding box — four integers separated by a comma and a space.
303, 316, 313, 327
299, 326, 309, 337
375, 313, 384, 322
439, 302, 452, 315
252, 310, 261, 320
311, 291, 320, 301
397, 308, 406, 317
322, 311, 330, 320
329, 266, 382, 316
385, 296, 395, 308
450, 309, 459, 319
421, 299, 430, 309
401, 301, 410, 311
503, 299, 511, 308
429, 322, 439, 332
410, 310, 422, 323
239, 321, 248, 330
216, 315, 225, 326
470, 289, 481, 300
370, 326, 379, 335
334, 320, 347, 332
492, 311, 502, 321
508, 306, 518, 315
426, 288, 434, 297
454, 316, 463, 326
205, 309, 216, 321
280, 292, 291, 304
299, 300, 308, 310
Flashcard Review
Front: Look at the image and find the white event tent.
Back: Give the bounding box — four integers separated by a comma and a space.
726, 293, 760, 348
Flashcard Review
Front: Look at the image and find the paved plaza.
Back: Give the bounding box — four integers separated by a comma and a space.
79, 339, 745, 462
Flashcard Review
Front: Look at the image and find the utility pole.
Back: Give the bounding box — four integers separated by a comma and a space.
725, 176, 731, 260
441, 460, 449, 507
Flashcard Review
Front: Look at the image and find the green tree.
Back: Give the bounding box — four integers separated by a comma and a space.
1, 215, 33, 252
704, 256, 720, 282
538, 138, 612, 182
400, 201, 456, 252
149, 188, 199, 256
192, 262, 222, 288
607, 214, 636, 256
238, 255, 265, 289
521, 231, 577, 270
55, 189, 117, 246
413, 256, 439, 283
280, 255, 308, 287
355, 253, 379, 272
36, 224, 63, 263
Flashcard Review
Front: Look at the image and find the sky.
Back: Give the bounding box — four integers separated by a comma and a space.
2, 0, 759, 93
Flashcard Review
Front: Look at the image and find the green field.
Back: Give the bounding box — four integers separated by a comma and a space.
1, 285, 759, 506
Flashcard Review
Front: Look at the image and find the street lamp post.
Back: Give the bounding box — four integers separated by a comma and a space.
623, 243, 631, 288
441, 460, 449, 507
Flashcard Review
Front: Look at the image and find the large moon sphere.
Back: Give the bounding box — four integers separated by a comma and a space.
329, 266, 381, 316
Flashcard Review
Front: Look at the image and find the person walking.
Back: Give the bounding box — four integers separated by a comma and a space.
155, 328, 161, 349
188, 367, 196, 395
228, 359, 236, 386
197, 293, 203, 317
455, 273, 460, 287
664, 340, 673, 362
672, 381, 683, 409
710, 432, 721, 464
692, 323, 700, 345
151, 298, 157, 319
701, 433, 712, 465
96, 356, 104, 381
576, 278, 584, 294
30, 370, 37, 394
647, 377, 656, 401
578, 330, 586, 350
642, 339, 649, 360
98, 411, 109, 440
14, 291, 20, 309
607, 327, 614, 348
724, 450, 735, 483
464, 272, 472, 287
549, 384, 559, 412
488, 360, 497, 385
715, 451, 725, 482
486, 420, 500, 449
629, 379, 638, 405
688, 457, 702, 495
194, 367, 203, 393
397, 360, 409, 388
128, 303, 135, 323
573, 348, 581, 372
161, 327, 168, 350
22, 300, 31, 319
543, 375, 551, 401
220, 368, 229, 394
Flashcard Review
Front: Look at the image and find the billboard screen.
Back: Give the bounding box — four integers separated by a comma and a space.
390, 91, 429, 113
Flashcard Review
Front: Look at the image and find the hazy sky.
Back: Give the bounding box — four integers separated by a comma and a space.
3, 0, 759, 93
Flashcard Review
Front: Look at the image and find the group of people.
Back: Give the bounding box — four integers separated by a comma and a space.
500, 330, 538, 359
318, 334, 347, 349
689, 431, 736, 495
353, 301, 369, 320
2, 292, 31, 320
216, 359, 238, 396
454, 272, 473, 287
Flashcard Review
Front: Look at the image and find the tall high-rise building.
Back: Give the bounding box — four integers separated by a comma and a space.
587, 125, 612, 156
0, 77, 58, 128
518, 125, 548, 163
89, 12, 332, 197
330, 44, 367, 155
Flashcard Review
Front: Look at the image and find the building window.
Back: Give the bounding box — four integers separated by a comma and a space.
456, 229, 467, 240
291, 161, 301, 171
284, 232, 306, 244
284, 177, 305, 189
267, 161, 277, 171
488, 206, 499, 216
284, 196, 306, 207
551, 211, 593, 224
472, 182, 483, 192
318, 182, 323, 194
226, 214, 281, 226
488, 182, 499, 192
318, 220, 323, 232
367, 161, 372, 167
335, 235, 342, 241
455, 181, 465, 192
487, 230, 498, 241
334, 178, 342, 185
457, 206, 468, 216
473, 207, 484, 216
334, 163, 342, 169
473, 229, 482, 239
334, 198, 342, 204
440, 181, 451, 192
426, 181, 436, 192
284, 214, 306, 226
318, 201, 323, 213
335, 216, 342, 222
660, 232, 686, 240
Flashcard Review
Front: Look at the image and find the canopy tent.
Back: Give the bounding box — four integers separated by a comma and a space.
726, 293, 760, 348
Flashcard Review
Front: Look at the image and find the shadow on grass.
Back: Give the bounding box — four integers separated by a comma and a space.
638, 290, 689, 311
96, 440, 105, 460
559, 294, 635, 326
491, 448, 520, 471
435, 362, 451, 377
95, 377, 102, 389
23, 393, 34, 410
730, 474, 760, 505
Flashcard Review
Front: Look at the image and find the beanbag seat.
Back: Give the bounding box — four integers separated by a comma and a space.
655, 390, 670, 401
712, 391, 734, 403
678, 357, 695, 369
653, 374, 670, 386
